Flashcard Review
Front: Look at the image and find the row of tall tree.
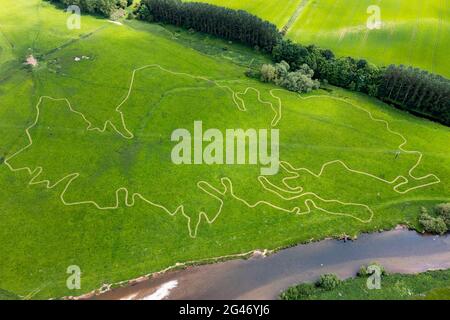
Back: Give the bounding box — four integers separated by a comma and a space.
137, 0, 281, 52
46, 0, 131, 17
271, 40, 449, 125
377, 65, 450, 124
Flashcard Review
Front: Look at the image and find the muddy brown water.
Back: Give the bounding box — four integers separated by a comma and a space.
89, 230, 450, 300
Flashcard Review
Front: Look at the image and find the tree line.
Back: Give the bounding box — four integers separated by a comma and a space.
272, 40, 450, 125
378, 65, 450, 123
136, 0, 281, 52
46, 0, 132, 17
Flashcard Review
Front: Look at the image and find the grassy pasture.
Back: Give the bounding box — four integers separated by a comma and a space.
0, 0, 449, 299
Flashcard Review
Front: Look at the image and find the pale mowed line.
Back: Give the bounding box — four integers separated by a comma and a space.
4, 65, 441, 237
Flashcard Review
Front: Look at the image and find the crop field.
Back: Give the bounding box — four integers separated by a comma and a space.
192, 0, 450, 77
288, 0, 450, 77
0, 0, 449, 299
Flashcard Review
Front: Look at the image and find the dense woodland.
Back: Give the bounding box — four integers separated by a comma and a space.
137, 0, 281, 52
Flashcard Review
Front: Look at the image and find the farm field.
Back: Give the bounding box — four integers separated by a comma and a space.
0, 0, 449, 299
191, 0, 450, 77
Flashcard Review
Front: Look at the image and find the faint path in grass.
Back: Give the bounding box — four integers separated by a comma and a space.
430, 0, 446, 74
281, 0, 309, 35
42, 26, 108, 58
0, 24, 15, 50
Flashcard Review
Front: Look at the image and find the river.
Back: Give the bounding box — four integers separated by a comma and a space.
89, 229, 450, 300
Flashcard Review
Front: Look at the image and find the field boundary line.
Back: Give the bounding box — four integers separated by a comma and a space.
281, 0, 309, 35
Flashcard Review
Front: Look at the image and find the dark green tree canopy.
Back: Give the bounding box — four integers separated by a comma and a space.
138, 0, 281, 52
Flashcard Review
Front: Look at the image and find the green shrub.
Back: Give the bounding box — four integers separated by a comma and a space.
419, 206, 449, 235
435, 203, 450, 227
110, 8, 126, 20
260, 61, 320, 93
358, 262, 387, 277
280, 283, 315, 300
316, 273, 342, 291
272, 39, 309, 70
135, 3, 152, 20
244, 69, 261, 80
419, 213, 447, 235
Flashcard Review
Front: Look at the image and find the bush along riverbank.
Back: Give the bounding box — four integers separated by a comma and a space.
281, 265, 450, 300
419, 203, 450, 235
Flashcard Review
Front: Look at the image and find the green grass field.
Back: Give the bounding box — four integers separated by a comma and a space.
288, 0, 450, 77
0, 0, 449, 299
282, 269, 450, 300
190, 0, 450, 77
